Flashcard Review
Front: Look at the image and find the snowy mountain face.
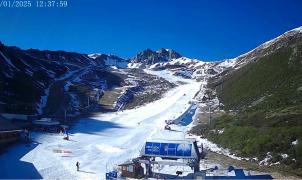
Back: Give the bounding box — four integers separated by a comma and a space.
189, 26, 302, 82
197, 26, 302, 171
205, 26, 302, 109
127, 48, 230, 81
128, 48, 214, 80
88, 53, 129, 68
216, 26, 302, 70
1, 26, 302, 179
128, 48, 182, 68
0, 43, 108, 114
1, 26, 301, 115
0, 43, 178, 116
148, 57, 209, 80
208, 26, 302, 111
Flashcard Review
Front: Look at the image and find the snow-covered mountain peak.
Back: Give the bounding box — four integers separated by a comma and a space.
88, 53, 104, 59
131, 48, 182, 65
292, 25, 302, 33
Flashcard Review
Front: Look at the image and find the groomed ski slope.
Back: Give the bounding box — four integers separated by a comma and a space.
0, 71, 201, 179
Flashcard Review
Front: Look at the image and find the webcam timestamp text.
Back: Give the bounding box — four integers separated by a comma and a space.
0, 0, 68, 8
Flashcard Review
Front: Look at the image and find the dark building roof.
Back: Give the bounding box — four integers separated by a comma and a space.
0, 115, 20, 131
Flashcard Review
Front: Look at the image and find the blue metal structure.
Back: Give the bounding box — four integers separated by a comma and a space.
144, 142, 192, 157
140, 139, 203, 173
105, 171, 117, 180
141, 139, 201, 161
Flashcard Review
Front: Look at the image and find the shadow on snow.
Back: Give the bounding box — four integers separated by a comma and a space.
69, 117, 124, 135
177, 105, 197, 126
0, 141, 43, 179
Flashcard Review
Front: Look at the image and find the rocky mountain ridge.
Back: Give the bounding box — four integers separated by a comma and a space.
1, 26, 301, 115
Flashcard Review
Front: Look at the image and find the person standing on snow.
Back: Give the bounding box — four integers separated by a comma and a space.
76, 161, 80, 171
66, 132, 69, 140
24, 129, 30, 143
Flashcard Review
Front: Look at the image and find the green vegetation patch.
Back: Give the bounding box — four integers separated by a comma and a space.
203, 112, 302, 175
194, 43, 302, 175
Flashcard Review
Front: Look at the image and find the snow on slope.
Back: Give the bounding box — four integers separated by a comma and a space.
148, 57, 205, 69
0, 51, 18, 70
0, 70, 201, 179
215, 25, 302, 70
128, 62, 146, 69
170, 57, 205, 68
144, 69, 194, 84
89, 53, 128, 68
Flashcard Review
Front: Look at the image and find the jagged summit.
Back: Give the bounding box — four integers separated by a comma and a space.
131, 48, 182, 65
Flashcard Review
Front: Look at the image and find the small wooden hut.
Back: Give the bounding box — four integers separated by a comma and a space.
118, 160, 144, 179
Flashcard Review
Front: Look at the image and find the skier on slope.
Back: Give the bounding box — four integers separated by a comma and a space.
63, 130, 69, 140
76, 161, 80, 171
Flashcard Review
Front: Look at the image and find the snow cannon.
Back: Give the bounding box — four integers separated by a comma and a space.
140, 138, 201, 172
164, 125, 171, 130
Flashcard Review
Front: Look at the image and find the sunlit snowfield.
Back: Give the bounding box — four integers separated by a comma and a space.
0, 70, 203, 179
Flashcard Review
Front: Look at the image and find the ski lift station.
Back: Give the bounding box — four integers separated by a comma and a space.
140, 138, 201, 162
140, 138, 202, 172
115, 138, 203, 179
114, 138, 273, 180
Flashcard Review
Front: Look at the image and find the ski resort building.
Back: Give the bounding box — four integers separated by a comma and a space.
117, 138, 203, 179
0, 113, 31, 121
0, 115, 22, 147
118, 160, 144, 179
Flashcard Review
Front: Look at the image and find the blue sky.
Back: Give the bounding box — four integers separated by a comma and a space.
0, 0, 302, 60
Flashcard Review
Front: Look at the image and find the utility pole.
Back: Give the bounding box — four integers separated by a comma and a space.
87, 96, 90, 108
104, 79, 107, 90
208, 90, 213, 129
218, 99, 220, 111
219, 79, 223, 111
208, 104, 212, 128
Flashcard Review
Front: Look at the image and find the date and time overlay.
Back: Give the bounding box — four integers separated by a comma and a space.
0, 0, 68, 8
